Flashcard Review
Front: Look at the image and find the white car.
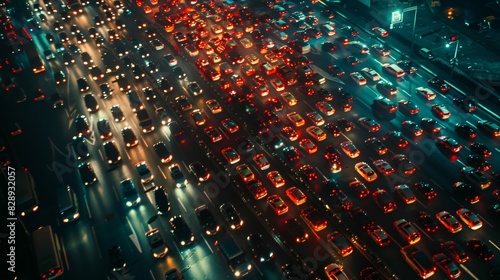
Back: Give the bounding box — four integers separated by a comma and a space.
306, 112, 325, 126
360, 67, 381, 82
164, 53, 177, 66
436, 211, 462, 233
286, 112, 305, 127
350, 72, 367, 85
325, 263, 349, 280
456, 208, 482, 230
280, 92, 297, 106
354, 162, 377, 182
316, 101, 335, 116
416, 87, 437, 100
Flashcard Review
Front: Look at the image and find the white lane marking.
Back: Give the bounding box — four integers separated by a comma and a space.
125, 149, 131, 160
451, 198, 464, 208
489, 240, 500, 251
203, 236, 214, 254
98, 149, 104, 161
91, 226, 102, 259
158, 165, 167, 179
177, 198, 187, 212
141, 136, 148, 147
315, 167, 327, 180
465, 120, 477, 129
126, 216, 142, 253
430, 179, 444, 190
162, 130, 171, 141
476, 213, 494, 228
85, 195, 92, 219
203, 191, 215, 208
456, 159, 466, 167
460, 264, 480, 280
61, 237, 70, 270
149, 270, 156, 280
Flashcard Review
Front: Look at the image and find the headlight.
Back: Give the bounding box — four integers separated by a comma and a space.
181, 241, 186, 246
63, 218, 69, 223
247, 264, 252, 270
260, 257, 265, 262
190, 235, 195, 241
126, 201, 132, 207
231, 224, 236, 229
117, 156, 121, 161
73, 213, 80, 219
108, 159, 112, 164
269, 252, 273, 258
206, 230, 211, 235
234, 271, 240, 277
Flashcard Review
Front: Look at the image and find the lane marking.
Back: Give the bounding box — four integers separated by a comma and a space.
157, 165, 167, 179
203, 236, 214, 254
489, 240, 500, 251
177, 198, 187, 212
91, 226, 102, 259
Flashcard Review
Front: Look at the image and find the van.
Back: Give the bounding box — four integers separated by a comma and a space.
419, 48, 434, 60
57, 186, 79, 223
382, 63, 406, 78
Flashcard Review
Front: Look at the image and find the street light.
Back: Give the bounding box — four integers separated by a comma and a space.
446, 37, 460, 75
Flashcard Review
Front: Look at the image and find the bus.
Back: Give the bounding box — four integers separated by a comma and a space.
25, 43, 45, 73
32, 226, 64, 279
16, 167, 39, 216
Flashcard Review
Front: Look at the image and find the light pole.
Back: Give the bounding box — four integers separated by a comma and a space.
446, 39, 460, 76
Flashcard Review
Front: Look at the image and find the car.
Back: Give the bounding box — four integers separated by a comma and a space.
325, 263, 349, 280
345, 55, 361, 66
394, 219, 421, 245
54, 71, 67, 84
436, 136, 462, 153
267, 97, 284, 112
204, 126, 222, 143
220, 203, 243, 230
371, 44, 390, 56
428, 77, 451, 92
108, 245, 126, 271
350, 72, 367, 85
286, 112, 305, 127
236, 164, 255, 183
431, 104, 451, 119
477, 120, 500, 137
337, 118, 355, 132
267, 195, 288, 215
360, 67, 381, 82
77, 77, 90, 92
372, 26, 389, 37
33, 88, 45, 101
235, 137, 254, 153
456, 208, 482, 230
467, 154, 491, 171
110, 105, 125, 122
301, 206, 327, 232
455, 123, 478, 139
397, 60, 418, 74
189, 110, 206, 126
376, 81, 398, 97
462, 166, 491, 189
120, 179, 140, 207
187, 82, 203, 96
328, 64, 346, 76
103, 141, 121, 165
321, 41, 337, 52
169, 216, 195, 246
393, 184, 417, 204
415, 87, 437, 100
175, 96, 192, 112
247, 180, 268, 200
84, 94, 99, 112
280, 92, 297, 106
153, 108, 170, 126
299, 165, 318, 182
392, 154, 416, 175
453, 181, 480, 204
358, 117, 381, 132
195, 205, 219, 235
74, 115, 90, 136
253, 154, 270, 170
432, 253, 461, 279
364, 137, 388, 155
324, 122, 341, 137
206, 99, 222, 114
71, 136, 90, 161
401, 121, 423, 137
283, 146, 300, 161
299, 138, 318, 154
90, 65, 104, 80
145, 228, 168, 258
189, 162, 210, 182
436, 211, 462, 233
470, 142, 492, 158
340, 141, 360, 158
135, 161, 153, 184
442, 241, 469, 264
169, 164, 186, 188
121, 127, 138, 148
349, 179, 370, 198
355, 162, 377, 182
372, 189, 397, 213
420, 118, 443, 134
285, 186, 306, 205
467, 239, 494, 261
453, 97, 477, 113
267, 171, 285, 188
221, 118, 239, 133
99, 83, 113, 99
414, 182, 438, 200
373, 159, 394, 176
316, 101, 335, 116
382, 131, 409, 149
221, 147, 240, 165
306, 112, 325, 126
247, 234, 273, 263
78, 162, 97, 186
283, 218, 308, 243
153, 186, 170, 214
368, 225, 391, 247
327, 231, 353, 257
417, 211, 439, 233
173, 66, 187, 80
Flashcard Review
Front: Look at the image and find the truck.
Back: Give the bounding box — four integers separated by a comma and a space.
24, 43, 45, 73
136, 109, 154, 133
16, 167, 39, 216
401, 245, 436, 279
101, 50, 119, 73
276, 64, 297, 86
215, 236, 252, 278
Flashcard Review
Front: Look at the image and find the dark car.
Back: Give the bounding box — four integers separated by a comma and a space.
71, 136, 90, 161
467, 154, 491, 171
455, 123, 478, 139
428, 77, 451, 92
442, 240, 469, 264
470, 142, 492, 158
364, 137, 388, 155
153, 142, 172, 163
392, 154, 416, 175
453, 97, 477, 113
99, 83, 113, 99
414, 182, 437, 200
108, 245, 126, 271
453, 182, 480, 204
168, 121, 185, 140
189, 161, 210, 182
436, 136, 462, 153
321, 41, 336, 52
84, 94, 99, 113
121, 127, 138, 148
401, 121, 423, 137
77, 77, 90, 92
247, 234, 273, 262
103, 141, 121, 165
283, 218, 308, 243
236, 137, 254, 153
420, 118, 443, 134
398, 100, 420, 115
173, 66, 187, 80
467, 239, 495, 261
110, 105, 125, 122
220, 203, 243, 230
54, 71, 67, 84
283, 146, 300, 161
382, 131, 409, 149
195, 205, 219, 235
417, 211, 438, 233
376, 81, 398, 97
78, 162, 97, 186
74, 115, 90, 136
169, 216, 194, 246
154, 186, 170, 215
